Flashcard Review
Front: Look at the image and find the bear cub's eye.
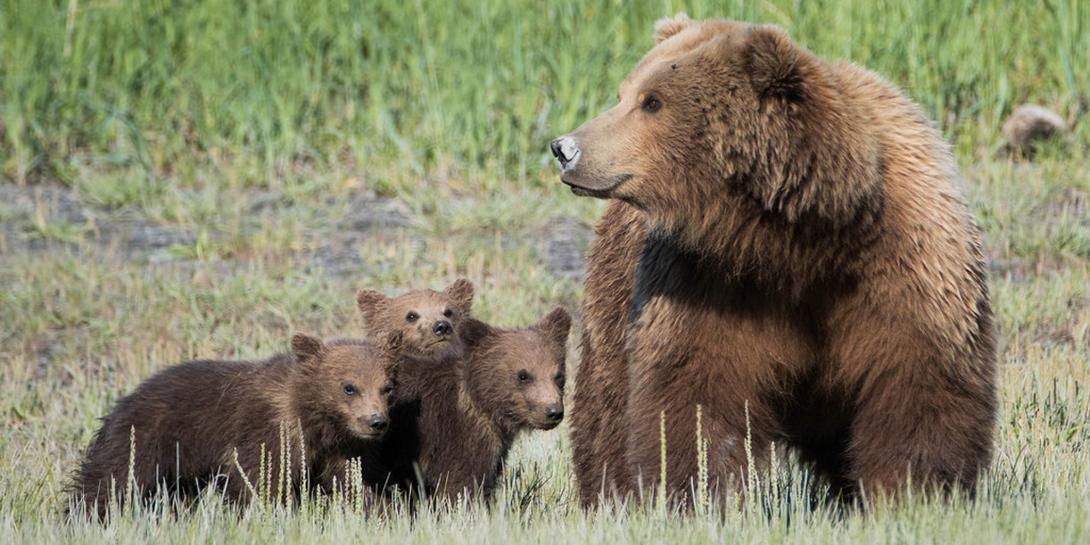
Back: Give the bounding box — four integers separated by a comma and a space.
380, 381, 394, 395
406, 311, 419, 322
642, 94, 662, 113
442, 308, 453, 318
343, 383, 358, 396
554, 373, 565, 388
516, 370, 531, 384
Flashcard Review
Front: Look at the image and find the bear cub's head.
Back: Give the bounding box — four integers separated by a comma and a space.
463, 307, 572, 430
291, 334, 399, 440
356, 279, 474, 359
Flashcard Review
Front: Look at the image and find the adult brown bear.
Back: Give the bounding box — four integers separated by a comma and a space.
551, 14, 996, 506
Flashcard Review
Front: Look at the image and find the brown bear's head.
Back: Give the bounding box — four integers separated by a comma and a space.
356, 279, 474, 359
551, 15, 880, 241
462, 307, 571, 431
292, 333, 399, 440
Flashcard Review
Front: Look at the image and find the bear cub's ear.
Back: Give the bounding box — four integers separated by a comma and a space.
536, 307, 572, 350
382, 331, 404, 355
291, 333, 325, 363
443, 278, 475, 315
356, 289, 388, 328
380, 332, 403, 376
653, 12, 692, 44
744, 25, 804, 100
458, 318, 495, 350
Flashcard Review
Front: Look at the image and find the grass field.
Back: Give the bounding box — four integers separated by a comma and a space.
1, 0, 1089, 543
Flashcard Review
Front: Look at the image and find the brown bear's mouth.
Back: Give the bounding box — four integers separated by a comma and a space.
533, 419, 562, 431
354, 428, 386, 440
562, 173, 632, 199
425, 337, 449, 348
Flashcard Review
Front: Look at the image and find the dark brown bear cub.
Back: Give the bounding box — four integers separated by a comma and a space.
370, 307, 572, 502
72, 334, 398, 519
356, 278, 474, 359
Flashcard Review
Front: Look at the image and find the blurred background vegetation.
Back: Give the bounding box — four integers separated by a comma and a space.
0, 2, 1088, 543
3, 0, 1088, 191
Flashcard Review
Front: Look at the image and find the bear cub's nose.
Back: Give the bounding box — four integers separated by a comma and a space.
433, 320, 453, 337
368, 414, 388, 432
544, 404, 564, 422
550, 137, 580, 170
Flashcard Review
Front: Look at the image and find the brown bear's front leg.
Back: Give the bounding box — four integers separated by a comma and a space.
622, 298, 801, 507
621, 345, 782, 506
572, 202, 645, 506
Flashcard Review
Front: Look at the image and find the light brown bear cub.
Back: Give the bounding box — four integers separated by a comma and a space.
356, 278, 474, 359
72, 334, 398, 519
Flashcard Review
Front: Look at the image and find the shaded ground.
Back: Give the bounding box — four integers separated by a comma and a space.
0, 182, 594, 281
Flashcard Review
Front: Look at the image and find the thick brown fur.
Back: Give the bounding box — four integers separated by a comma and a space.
357, 278, 474, 359
365, 308, 571, 503
557, 17, 996, 507
71, 335, 398, 519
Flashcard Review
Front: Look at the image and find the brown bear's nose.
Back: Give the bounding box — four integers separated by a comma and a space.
368, 414, 388, 432
550, 137, 580, 170
544, 403, 564, 422
433, 320, 453, 337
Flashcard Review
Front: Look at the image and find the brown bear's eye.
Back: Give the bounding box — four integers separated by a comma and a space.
516, 370, 531, 384
406, 311, 419, 323
343, 383, 358, 396
442, 308, 453, 318
554, 373, 565, 388
380, 381, 394, 395
642, 95, 662, 113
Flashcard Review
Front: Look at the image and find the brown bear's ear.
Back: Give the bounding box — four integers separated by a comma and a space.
536, 307, 572, 350
443, 278, 475, 315
291, 333, 325, 363
457, 317, 495, 350
356, 289, 388, 330
653, 12, 692, 44
743, 25, 804, 101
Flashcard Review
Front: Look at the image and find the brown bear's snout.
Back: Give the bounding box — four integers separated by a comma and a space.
544, 403, 564, 423
550, 136, 581, 171
552, 132, 631, 198
367, 413, 388, 433
432, 320, 453, 337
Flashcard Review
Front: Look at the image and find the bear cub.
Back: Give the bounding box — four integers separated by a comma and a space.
72, 334, 398, 519
356, 278, 474, 359
363, 302, 572, 502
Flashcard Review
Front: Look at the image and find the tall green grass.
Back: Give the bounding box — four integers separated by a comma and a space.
3, 0, 1088, 188
1, 2, 1088, 543
0, 249, 1087, 544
